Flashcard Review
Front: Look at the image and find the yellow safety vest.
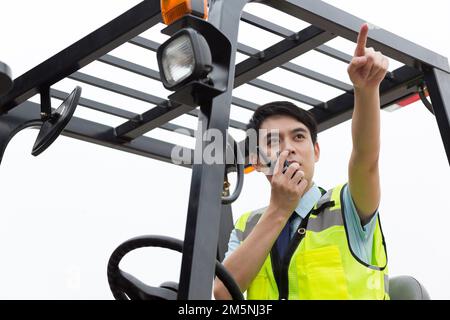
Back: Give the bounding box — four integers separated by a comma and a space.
234, 184, 389, 300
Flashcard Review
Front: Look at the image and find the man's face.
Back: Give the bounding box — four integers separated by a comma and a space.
252, 115, 320, 188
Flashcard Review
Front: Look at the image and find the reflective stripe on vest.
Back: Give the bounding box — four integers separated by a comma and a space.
234, 183, 389, 300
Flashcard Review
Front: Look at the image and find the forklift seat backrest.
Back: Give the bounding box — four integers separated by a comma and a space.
389, 275, 431, 300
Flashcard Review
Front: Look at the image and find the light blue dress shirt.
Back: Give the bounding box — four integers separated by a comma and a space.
224, 183, 378, 265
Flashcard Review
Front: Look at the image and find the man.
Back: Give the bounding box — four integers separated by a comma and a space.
214, 24, 390, 300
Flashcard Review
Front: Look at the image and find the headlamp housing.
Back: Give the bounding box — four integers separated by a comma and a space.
157, 28, 212, 91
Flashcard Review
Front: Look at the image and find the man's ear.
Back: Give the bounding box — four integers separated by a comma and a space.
314, 141, 320, 163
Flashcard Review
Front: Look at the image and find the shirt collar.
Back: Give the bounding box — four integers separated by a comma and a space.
294, 182, 322, 219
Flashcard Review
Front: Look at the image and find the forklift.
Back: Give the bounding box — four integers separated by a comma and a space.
1, 0, 449, 300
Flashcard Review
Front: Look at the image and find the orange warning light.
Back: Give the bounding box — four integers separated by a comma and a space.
244, 166, 255, 174
161, 0, 208, 25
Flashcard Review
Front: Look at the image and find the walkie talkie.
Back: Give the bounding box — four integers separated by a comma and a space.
257, 147, 289, 174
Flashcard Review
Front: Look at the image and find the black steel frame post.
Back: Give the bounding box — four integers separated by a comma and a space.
0, 103, 41, 165
177, 0, 250, 300
424, 68, 450, 166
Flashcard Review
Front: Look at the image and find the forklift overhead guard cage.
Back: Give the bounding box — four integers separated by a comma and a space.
0, 0, 449, 299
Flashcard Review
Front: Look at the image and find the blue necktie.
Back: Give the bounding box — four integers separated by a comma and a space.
276, 212, 296, 260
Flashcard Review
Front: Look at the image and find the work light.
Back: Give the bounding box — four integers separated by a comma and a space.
157, 28, 212, 90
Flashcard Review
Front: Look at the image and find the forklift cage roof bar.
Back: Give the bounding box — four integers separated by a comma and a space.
1, 0, 449, 299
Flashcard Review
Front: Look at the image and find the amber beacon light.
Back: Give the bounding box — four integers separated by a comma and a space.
161, 0, 208, 25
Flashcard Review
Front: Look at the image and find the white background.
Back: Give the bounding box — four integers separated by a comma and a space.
0, 0, 449, 299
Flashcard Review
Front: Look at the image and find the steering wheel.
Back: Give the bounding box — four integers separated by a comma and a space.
107, 235, 244, 300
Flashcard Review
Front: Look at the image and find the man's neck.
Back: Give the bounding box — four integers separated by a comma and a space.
306, 180, 315, 193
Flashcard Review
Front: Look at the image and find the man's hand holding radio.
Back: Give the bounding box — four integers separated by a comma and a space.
267, 150, 309, 221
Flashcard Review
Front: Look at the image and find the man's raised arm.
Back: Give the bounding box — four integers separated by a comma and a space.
347, 24, 389, 224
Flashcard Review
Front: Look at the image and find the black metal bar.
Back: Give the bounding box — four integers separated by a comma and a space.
96, 55, 249, 135
314, 45, 353, 64
282, 61, 351, 92
129, 36, 160, 51
0, 106, 41, 166
250, 78, 325, 107
128, 34, 336, 108
161, 122, 195, 137
1, 100, 193, 167
231, 96, 259, 112
39, 87, 52, 117
424, 68, 450, 166
0, 0, 162, 114
263, 0, 450, 72
69, 71, 234, 138
51, 88, 137, 119
126, 37, 328, 105
99, 54, 161, 81
50, 88, 195, 137
69, 72, 165, 105
237, 42, 351, 91
237, 64, 425, 164
0, 61, 13, 97
311, 65, 424, 132
115, 100, 195, 140
65, 114, 193, 165
184, 109, 246, 131
99, 53, 258, 113
240, 11, 353, 63
240, 11, 292, 37
234, 25, 335, 87
177, 0, 249, 300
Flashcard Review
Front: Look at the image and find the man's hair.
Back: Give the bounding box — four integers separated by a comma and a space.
246, 101, 318, 153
